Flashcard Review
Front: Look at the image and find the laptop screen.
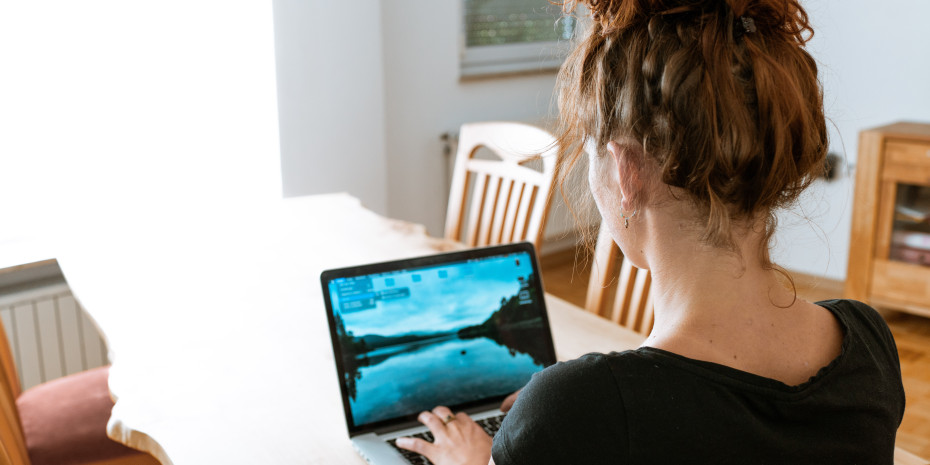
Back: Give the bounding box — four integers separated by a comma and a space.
321, 243, 557, 435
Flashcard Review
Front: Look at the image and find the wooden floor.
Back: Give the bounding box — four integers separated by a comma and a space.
540, 247, 930, 458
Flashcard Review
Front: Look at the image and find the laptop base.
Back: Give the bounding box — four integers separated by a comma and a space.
351, 409, 505, 465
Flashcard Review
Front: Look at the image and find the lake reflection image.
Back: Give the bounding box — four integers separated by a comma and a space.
328, 252, 551, 427
351, 333, 541, 425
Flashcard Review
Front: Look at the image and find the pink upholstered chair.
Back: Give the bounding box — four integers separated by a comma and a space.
0, 319, 159, 465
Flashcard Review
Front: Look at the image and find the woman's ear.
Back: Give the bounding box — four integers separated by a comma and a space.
606, 141, 643, 212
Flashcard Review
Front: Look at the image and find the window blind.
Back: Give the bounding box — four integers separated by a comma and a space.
461, 0, 576, 77
464, 0, 574, 47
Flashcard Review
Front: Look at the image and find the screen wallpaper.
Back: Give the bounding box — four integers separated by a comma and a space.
328, 252, 551, 427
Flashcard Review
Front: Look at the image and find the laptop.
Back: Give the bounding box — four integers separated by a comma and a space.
320, 242, 557, 464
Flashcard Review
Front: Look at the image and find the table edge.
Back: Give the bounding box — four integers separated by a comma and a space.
109, 419, 175, 465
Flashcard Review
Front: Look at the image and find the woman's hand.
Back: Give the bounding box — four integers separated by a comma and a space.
500, 389, 521, 413
395, 406, 492, 465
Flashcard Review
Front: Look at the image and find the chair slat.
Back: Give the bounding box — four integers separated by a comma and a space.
477, 176, 502, 246
587, 221, 655, 337
640, 290, 656, 336
522, 186, 546, 244
0, 319, 29, 465
464, 174, 488, 247
627, 269, 651, 333
0, 388, 28, 465
585, 226, 620, 318
512, 185, 536, 242
444, 171, 472, 243
490, 179, 515, 245
501, 183, 525, 244
611, 259, 636, 325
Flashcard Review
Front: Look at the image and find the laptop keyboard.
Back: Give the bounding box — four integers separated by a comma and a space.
387, 413, 506, 465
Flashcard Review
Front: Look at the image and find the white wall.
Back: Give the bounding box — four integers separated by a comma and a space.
771, 0, 930, 280
0, 1, 281, 247
380, 1, 563, 238
274, 0, 389, 214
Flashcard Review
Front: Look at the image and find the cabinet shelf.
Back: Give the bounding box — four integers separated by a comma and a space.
894, 205, 930, 224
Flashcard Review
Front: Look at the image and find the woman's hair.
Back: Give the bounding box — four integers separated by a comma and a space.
557, 0, 828, 266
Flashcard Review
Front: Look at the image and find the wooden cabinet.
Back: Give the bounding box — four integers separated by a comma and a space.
846, 122, 930, 318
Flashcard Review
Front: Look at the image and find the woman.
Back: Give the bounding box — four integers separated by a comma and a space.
397, 0, 905, 463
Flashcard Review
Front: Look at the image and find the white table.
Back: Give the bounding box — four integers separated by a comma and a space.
56, 194, 644, 465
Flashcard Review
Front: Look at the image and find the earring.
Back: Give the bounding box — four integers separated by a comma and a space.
620, 210, 637, 229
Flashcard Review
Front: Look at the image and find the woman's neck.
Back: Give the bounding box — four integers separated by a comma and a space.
644, 210, 787, 314
636, 209, 820, 372
632, 209, 844, 385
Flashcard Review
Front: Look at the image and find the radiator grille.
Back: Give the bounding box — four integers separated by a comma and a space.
0, 283, 108, 391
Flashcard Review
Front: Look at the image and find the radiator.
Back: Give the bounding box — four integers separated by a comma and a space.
0, 282, 108, 391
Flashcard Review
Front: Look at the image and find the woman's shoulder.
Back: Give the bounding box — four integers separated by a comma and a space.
524, 351, 654, 397
816, 298, 903, 383
532, 352, 618, 383
816, 299, 898, 350
515, 353, 618, 408
492, 352, 634, 463
497, 351, 657, 432
816, 298, 884, 321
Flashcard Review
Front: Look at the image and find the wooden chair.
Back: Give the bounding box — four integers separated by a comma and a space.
444, 121, 558, 250
0, 319, 159, 465
584, 222, 655, 337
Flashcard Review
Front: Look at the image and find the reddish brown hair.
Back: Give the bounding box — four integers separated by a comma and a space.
557, 0, 827, 265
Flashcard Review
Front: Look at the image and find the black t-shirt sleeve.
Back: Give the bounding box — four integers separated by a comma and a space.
823, 299, 906, 421
491, 353, 628, 464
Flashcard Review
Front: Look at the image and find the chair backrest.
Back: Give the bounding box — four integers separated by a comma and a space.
584, 223, 655, 337
0, 325, 19, 401
0, 319, 29, 465
0, 384, 29, 465
444, 121, 558, 250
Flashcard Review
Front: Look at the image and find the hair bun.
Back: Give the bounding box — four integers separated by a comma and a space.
571, 0, 813, 43
572, 0, 650, 32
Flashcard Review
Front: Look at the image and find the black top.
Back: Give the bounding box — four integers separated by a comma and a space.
491, 299, 905, 464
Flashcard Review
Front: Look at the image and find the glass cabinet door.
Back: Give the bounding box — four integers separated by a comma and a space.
890, 183, 930, 266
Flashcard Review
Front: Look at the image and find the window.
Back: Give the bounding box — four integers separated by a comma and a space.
461, 0, 576, 78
